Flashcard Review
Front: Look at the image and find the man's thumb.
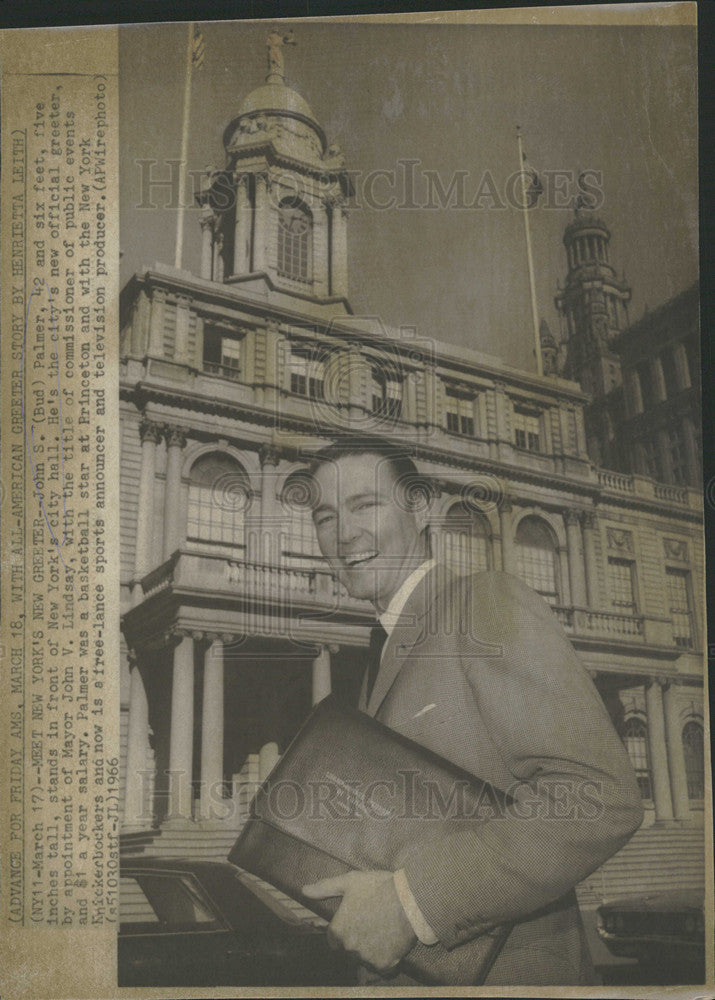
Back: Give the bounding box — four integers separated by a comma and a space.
302, 875, 348, 899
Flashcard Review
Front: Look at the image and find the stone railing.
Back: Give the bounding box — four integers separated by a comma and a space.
597, 468, 696, 509
554, 605, 644, 640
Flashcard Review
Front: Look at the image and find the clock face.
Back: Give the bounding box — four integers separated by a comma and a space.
279, 203, 310, 235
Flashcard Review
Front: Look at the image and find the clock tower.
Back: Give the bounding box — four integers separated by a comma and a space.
196, 32, 353, 306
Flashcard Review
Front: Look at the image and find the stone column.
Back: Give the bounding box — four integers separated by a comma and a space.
123, 652, 151, 830
582, 511, 599, 608
312, 202, 330, 296
199, 635, 225, 821
233, 175, 250, 275
682, 417, 699, 487
255, 445, 281, 566
199, 209, 214, 280
134, 420, 161, 581
312, 644, 333, 705
663, 681, 691, 821
651, 355, 667, 403
174, 294, 191, 366
574, 406, 588, 456
565, 509, 587, 607
645, 678, 674, 822
212, 231, 225, 283
163, 426, 186, 561
330, 200, 349, 299
167, 632, 195, 822
673, 342, 691, 389
252, 173, 269, 273
147, 287, 166, 355
499, 496, 516, 574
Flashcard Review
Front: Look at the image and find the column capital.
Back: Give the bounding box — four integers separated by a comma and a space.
564, 507, 582, 527
327, 643, 340, 656
582, 510, 598, 530
647, 674, 667, 690
163, 626, 189, 648
259, 443, 282, 468
199, 207, 216, 232
164, 425, 187, 449
139, 418, 162, 444
151, 285, 168, 303
498, 494, 513, 514
232, 171, 250, 191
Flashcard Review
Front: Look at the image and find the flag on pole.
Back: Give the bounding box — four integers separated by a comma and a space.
521, 151, 543, 209
192, 24, 205, 69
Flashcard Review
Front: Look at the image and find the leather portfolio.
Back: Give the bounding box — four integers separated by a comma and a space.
229, 695, 514, 985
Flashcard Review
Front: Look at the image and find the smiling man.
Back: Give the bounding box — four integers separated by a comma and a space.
301, 434, 643, 986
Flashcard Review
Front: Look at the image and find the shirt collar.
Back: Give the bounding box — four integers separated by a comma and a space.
379, 559, 436, 637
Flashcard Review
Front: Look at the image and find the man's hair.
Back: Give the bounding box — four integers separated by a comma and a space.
306, 434, 434, 514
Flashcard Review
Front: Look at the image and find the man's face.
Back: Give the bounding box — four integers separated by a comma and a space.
311, 453, 425, 610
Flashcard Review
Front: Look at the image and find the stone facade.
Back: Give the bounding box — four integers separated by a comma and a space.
118, 60, 705, 966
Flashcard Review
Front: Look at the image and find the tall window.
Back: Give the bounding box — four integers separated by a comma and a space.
682, 721, 704, 800
280, 472, 323, 569
667, 425, 688, 485
666, 568, 695, 648
660, 348, 679, 399
277, 198, 312, 282
608, 557, 637, 613
439, 503, 491, 575
515, 516, 559, 605
203, 325, 242, 381
636, 361, 655, 410
619, 716, 652, 800
186, 453, 250, 554
513, 408, 541, 452
640, 438, 662, 481
446, 389, 475, 437
290, 347, 324, 399
371, 369, 402, 419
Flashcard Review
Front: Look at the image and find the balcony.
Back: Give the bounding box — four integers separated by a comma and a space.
597, 469, 698, 510
136, 550, 683, 653
553, 605, 675, 648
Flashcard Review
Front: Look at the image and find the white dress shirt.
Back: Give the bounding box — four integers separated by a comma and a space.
376, 560, 439, 947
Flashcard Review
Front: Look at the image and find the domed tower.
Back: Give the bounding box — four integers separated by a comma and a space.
196, 31, 353, 303
555, 209, 631, 466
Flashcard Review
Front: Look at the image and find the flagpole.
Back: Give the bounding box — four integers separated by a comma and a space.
175, 22, 195, 269
516, 126, 543, 377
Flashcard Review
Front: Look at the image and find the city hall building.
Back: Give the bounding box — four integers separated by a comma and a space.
118, 55, 705, 962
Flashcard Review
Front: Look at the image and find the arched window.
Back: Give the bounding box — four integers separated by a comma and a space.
618, 716, 652, 800
277, 198, 312, 282
186, 453, 250, 554
682, 721, 704, 800
439, 503, 491, 575
515, 516, 560, 605
280, 471, 323, 569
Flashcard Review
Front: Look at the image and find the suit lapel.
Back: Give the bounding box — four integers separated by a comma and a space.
366, 563, 454, 717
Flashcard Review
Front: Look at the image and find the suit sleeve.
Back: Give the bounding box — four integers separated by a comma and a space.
400, 572, 644, 950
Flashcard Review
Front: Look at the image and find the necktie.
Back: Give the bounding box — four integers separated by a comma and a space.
365, 623, 388, 703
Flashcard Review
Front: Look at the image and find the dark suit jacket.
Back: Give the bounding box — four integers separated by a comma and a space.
357, 565, 643, 986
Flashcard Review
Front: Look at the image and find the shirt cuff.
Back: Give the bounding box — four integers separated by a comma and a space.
393, 868, 438, 945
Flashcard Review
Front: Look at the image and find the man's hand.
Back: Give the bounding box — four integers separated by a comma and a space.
303, 870, 417, 973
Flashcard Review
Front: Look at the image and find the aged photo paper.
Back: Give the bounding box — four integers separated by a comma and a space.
0, 4, 711, 998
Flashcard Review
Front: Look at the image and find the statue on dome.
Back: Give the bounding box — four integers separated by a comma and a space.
266, 29, 296, 82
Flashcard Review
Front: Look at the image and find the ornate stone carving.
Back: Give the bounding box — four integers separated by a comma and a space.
582, 510, 598, 530
139, 418, 162, 445
164, 426, 187, 450
663, 538, 688, 562
564, 508, 582, 527
606, 527, 634, 553
259, 443, 281, 468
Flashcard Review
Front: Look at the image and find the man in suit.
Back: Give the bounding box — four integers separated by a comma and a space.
301, 435, 643, 985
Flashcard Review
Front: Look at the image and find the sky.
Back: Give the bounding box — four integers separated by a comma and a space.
119, 20, 698, 371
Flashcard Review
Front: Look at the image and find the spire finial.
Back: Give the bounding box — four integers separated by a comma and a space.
266, 28, 296, 84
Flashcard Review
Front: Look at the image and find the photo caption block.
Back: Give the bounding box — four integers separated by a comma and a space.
1, 26, 119, 996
